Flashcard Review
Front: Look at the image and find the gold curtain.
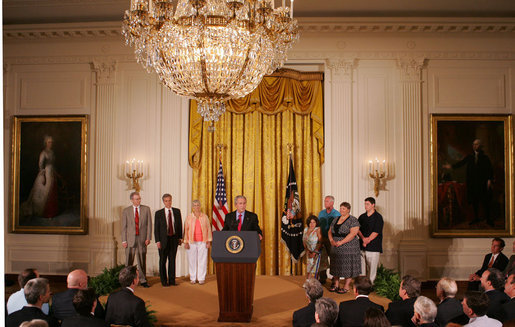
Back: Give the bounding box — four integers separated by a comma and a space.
188, 70, 324, 275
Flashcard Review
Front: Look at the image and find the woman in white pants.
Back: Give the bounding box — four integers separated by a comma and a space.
184, 200, 212, 284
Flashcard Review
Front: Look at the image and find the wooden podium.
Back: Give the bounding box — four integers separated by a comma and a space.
211, 231, 261, 322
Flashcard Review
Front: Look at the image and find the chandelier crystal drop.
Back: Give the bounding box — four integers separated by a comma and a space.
122, 0, 299, 121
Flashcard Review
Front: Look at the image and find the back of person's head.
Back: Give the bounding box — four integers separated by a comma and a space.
19, 320, 49, 327
72, 288, 97, 316
18, 268, 38, 289
24, 278, 49, 305
464, 291, 489, 317
444, 324, 463, 327
354, 276, 373, 295
303, 278, 323, 302
119, 265, 138, 288
486, 268, 505, 290
437, 277, 458, 298
413, 296, 437, 323
401, 275, 421, 298
363, 307, 391, 327
315, 297, 338, 326
67, 269, 88, 289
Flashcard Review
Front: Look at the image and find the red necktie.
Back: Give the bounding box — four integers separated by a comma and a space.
135, 207, 140, 236
168, 209, 174, 236
238, 213, 242, 231
488, 255, 495, 268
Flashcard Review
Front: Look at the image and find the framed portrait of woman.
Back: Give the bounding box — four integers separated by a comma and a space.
10, 115, 88, 234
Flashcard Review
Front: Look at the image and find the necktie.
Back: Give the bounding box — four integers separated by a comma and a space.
168, 209, 174, 236
135, 207, 140, 236
238, 213, 242, 231
488, 255, 495, 268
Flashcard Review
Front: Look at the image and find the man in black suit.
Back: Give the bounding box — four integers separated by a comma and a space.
386, 275, 421, 327
154, 193, 183, 286
7, 278, 58, 327
411, 296, 438, 327
480, 268, 509, 321
293, 278, 324, 327
435, 277, 468, 326
468, 238, 509, 291
337, 276, 383, 327
51, 269, 105, 321
502, 273, 515, 321
105, 265, 150, 327
61, 289, 105, 327
223, 195, 263, 240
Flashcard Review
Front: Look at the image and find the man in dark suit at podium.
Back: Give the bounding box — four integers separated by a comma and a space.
223, 195, 262, 240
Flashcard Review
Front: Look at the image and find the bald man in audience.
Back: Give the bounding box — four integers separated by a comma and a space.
502, 273, 515, 322
435, 277, 467, 326
51, 269, 105, 321
480, 268, 509, 321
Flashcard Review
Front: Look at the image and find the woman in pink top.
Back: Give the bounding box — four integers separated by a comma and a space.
184, 200, 212, 284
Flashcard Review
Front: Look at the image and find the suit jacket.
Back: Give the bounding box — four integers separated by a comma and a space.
154, 207, 182, 248
292, 301, 316, 327
485, 289, 509, 321
435, 297, 464, 327
337, 296, 384, 327
61, 314, 106, 327
504, 255, 515, 276
475, 252, 509, 277
222, 210, 262, 236
6, 306, 59, 327
122, 205, 152, 247
386, 297, 417, 327
502, 297, 515, 321
105, 288, 150, 327
51, 288, 105, 321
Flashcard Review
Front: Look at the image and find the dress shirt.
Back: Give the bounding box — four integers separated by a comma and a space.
489, 253, 499, 265
163, 207, 174, 233
7, 289, 50, 314
465, 315, 502, 327
236, 211, 245, 224
127, 287, 135, 293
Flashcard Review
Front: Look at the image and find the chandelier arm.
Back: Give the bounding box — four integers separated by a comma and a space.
197, 20, 211, 95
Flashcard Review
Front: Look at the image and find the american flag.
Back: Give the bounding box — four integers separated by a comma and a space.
212, 160, 229, 231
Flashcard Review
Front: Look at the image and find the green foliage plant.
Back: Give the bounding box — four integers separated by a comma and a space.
373, 264, 402, 301
89, 264, 125, 296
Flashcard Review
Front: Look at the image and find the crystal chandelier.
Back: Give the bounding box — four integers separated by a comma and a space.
122, 0, 299, 121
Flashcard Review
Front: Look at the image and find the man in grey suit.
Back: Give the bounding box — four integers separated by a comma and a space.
122, 191, 152, 288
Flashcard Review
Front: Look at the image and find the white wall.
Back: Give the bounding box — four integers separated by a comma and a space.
4, 18, 515, 279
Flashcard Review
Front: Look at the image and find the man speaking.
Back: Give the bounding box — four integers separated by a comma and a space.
223, 195, 263, 240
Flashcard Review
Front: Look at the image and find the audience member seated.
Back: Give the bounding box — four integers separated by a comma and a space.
61, 288, 105, 327
461, 291, 501, 327
363, 308, 391, 327
435, 277, 467, 326
314, 297, 339, 327
293, 278, 324, 327
7, 268, 50, 315
337, 276, 384, 327
6, 278, 58, 327
105, 265, 150, 327
468, 238, 509, 291
503, 240, 515, 277
51, 269, 105, 321
502, 273, 515, 322
19, 320, 49, 327
411, 296, 438, 327
385, 275, 420, 327
480, 268, 509, 321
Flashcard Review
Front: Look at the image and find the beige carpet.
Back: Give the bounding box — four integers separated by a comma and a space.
126, 275, 392, 327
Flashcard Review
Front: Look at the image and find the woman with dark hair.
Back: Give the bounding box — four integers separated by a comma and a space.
328, 202, 361, 293
364, 307, 391, 327
303, 215, 322, 279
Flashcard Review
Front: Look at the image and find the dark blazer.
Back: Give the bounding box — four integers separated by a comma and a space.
504, 255, 515, 276
485, 289, 510, 321
154, 207, 183, 247
51, 288, 105, 321
6, 306, 59, 327
475, 252, 509, 277
337, 296, 384, 327
223, 210, 262, 236
435, 297, 464, 327
385, 297, 417, 327
292, 301, 316, 327
105, 288, 150, 327
502, 297, 515, 321
61, 314, 106, 327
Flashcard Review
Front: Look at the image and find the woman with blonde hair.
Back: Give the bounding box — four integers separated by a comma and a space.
184, 200, 212, 284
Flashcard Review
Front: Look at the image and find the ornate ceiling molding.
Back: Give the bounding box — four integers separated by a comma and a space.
4, 22, 122, 40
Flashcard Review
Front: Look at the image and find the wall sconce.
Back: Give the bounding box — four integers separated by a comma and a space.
368, 158, 387, 197
125, 158, 144, 192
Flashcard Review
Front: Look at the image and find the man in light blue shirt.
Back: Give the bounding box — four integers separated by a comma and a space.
7, 268, 50, 315
317, 195, 340, 286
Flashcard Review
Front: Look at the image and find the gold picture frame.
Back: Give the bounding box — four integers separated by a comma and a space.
10, 115, 88, 234
431, 114, 513, 237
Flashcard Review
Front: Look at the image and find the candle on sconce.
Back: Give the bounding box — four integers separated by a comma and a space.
270, 0, 274, 9
382, 160, 386, 174
282, 0, 285, 8
290, 0, 294, 17
139, 160, 143, 174
375, 158, 379, 172
368, 161, 372, 174
148, 0, 152, 13
125, 161, 129, 175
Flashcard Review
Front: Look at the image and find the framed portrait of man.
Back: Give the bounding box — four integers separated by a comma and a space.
431, 114, 513, 237
10, 115, 88, 234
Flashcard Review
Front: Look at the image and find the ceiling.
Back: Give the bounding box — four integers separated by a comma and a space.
3, 0, 515, 25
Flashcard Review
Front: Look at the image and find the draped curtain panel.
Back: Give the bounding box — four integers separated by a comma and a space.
188, 69, 324, 275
